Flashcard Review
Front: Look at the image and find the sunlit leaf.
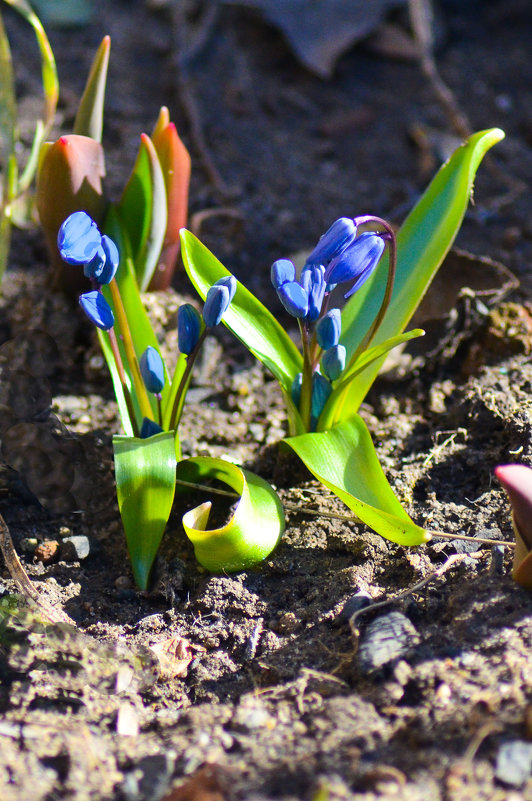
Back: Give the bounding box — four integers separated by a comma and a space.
175, 456, 284, 572
339, 128, 505, 412
114, 431, 179, 590
181, 229, 302, 391
285, 416, 429, 546
74, 35, 110, 143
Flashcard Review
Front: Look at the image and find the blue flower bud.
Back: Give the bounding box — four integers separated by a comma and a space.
301, 264, 326, 321
291, 372, 303, 408
316, 308, 342, 350
321, 344, 346, 381
98, 235, 119, 284
178, 303, 202, 355
276, 280, 309, 319
311, 371, 332, 430
306, 218, 357, 266
271, 259, 296, 289
58, 211, 102, 266
139, 346, 165, 394
79, 290, 114, 330
83, 243, 106, 281
203, 284, 231, 327
325, 232, 385, 298
140, 417, 164, 439
213, 275, 237, 303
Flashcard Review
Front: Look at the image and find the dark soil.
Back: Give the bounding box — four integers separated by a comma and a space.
1, 1, 532, 800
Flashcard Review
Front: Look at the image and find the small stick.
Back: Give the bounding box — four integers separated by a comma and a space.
0, 512, 74, 625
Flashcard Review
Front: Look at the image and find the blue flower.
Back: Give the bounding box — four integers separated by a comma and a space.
203, 280, 234, 327
301, 265, 326, 322
321, 344, 346, 381
178, 303, 202, 355
140, 417, 164, 439
139, 347, 165, 394
79, 291, 114, 330
276, 280, 309, 319
316, 308, 341, 350
271, 259, 296, 289
325, 232, 385, 298
213, 275, 237, 303
94, 235, 119, 285
311, 372, 332, 430
306, 218, 357, 266
58, 211, 102, 266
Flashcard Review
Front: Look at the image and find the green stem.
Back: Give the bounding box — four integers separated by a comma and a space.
108, 327, 140, 437
108, 278, 153, 423
168, 329, 207, 430
347, 215, 397, 368
299, 321, 313, 432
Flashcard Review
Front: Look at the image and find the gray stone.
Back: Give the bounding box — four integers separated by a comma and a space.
495, 740, 532, 788
358, 611, 420, 674
60, 535, 91, 560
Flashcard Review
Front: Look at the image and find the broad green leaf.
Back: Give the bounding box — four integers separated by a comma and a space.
74, 35, 110, 143
175, 456, 284, 572
340, 128, 504, 411
117, 133, 167, 291
114, 431, 179, 590
181, 229, 302, 391
101, 207, 171, 433
285, 416, 429, 546
318, 328, 424, 430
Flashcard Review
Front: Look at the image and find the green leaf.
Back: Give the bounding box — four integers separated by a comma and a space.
114, 431, 179, 590
74, 35, 110, 143
175, 456, 284, 572
285, 416, 429, 546
0, 11, 16, 283
340, 128, 505, 411
181, 229, 302, 391
116, 133, 167, 291
318, 328, 424, 430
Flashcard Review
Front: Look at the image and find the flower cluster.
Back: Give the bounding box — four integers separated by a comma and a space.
272, 217, 386, 428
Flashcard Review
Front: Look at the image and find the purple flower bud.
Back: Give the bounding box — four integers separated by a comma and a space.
140, 417, 164, 439
321, 344, 346, 381
311, 372, 332, 430
325, 232, 385, 299
58, 211, 102, 266
79, 290, 114, 330
203, 284, 231, 327
291, 372, 303, 408
271, 259, 296, 289
301, 265, 326, 321
316, 308, 342, 350
306, 218, 357, 266
178, 303, 202, 355
214, 275, 237, 303
140, 346, 165, 394
276, 280, 309, 319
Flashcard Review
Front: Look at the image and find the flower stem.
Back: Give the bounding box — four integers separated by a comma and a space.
299, 321, 313, 432
108, 278, 153, 424
168, 329, 207, 430
348, 215, 397, 368
108, 327, 140, 437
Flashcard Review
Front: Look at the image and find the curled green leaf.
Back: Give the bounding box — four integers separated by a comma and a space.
285, 416, 429, 547
175, 456, 284, 572
114, 431, 179, 590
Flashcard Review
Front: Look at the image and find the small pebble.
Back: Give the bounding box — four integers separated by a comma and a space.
495, 741, 532, 787
34, 540, 59, 564
60, 535, 91, 560
358, 611, 420, 675
115, 575, 132, 590
277, 611, 299, 633
336, 591, 371, 624
490, 545, 505, 575
20, 537, 38, 553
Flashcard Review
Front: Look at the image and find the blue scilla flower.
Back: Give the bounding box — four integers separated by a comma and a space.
58, 211, 102, 266
311, 371, 332, 430
140, 417, 164, 439
316, 308, 341, 350
301, 265, 326, 322
79, 290, 114, 330
306, 218, 357, 267
203, 277, 236, 327
276, 280, 309, 319
178, 303, 202, 355
325, 232, 385, 299
321, 344, 346, 381
271, 259, 295, 289
89, 235, 119, 285
140, 347, 165, 395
